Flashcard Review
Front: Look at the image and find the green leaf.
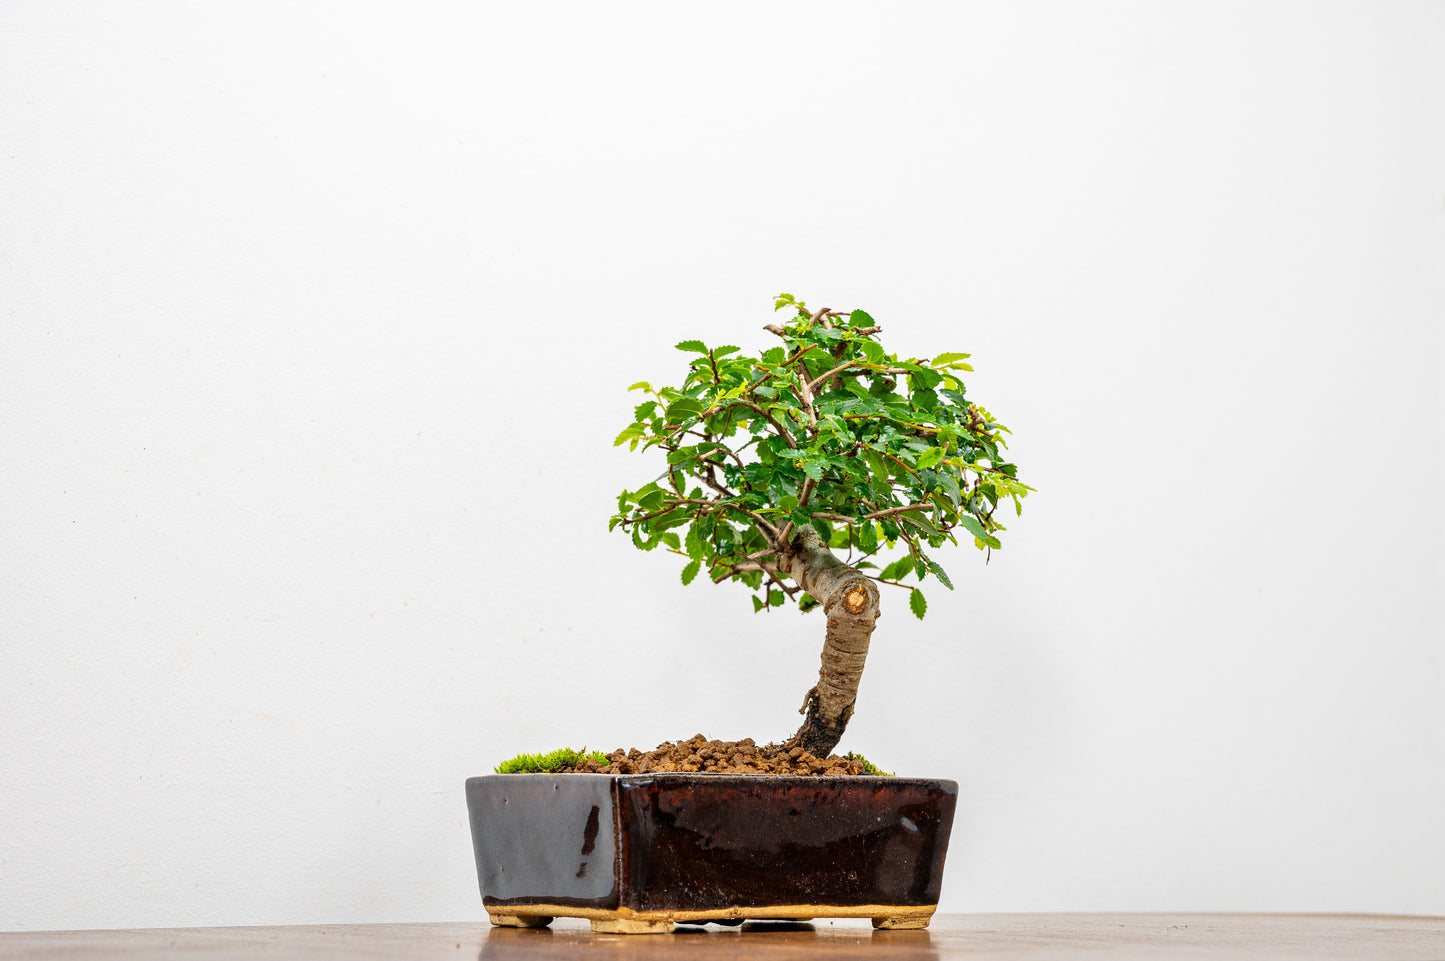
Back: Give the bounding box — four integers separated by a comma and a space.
849, 309, 876, 327
957, 515, 988, 541
937, 472, 962, 509
675, 340, 707, 353
860, 339, 885, 364
916, 446, 945, 470
931, 352, 971, 366
811, 518, 832, 543
909, 367, 944, 390
684, 521, 708, 560
680, 559, 701, 586
627, 381, 652, 392
801, 460, 825, 481
778, 494, 799, 513
925, 559, 954, 590
899, 511, 942, 537
712, 345, 740, 358
752, 595, 765, 612
652, 508, 690, 531
613, 425, 642, 447
863, 448, 890, 482
665, 398, 704, 421
880, 554, 914, 581
909, 588, 927, 619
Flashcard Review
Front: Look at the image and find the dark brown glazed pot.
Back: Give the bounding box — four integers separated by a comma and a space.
465, 773, 958, 934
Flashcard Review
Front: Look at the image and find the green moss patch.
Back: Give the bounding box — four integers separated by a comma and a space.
843, 752, 894, 776
493, 747, 610, 774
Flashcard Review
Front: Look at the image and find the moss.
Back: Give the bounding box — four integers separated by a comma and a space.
844, 751, 894, 777
493, 747, 610, 774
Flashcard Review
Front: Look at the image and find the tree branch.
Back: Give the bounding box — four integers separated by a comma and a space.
794, 367, 818, 429
763, 569, 798, 605
680, 430, 747, 470
804, 360, 861, 394
810, 512, 857, 525
778, 475, 818, 548
712, 558, 774, 583
784, 344, 820, 366
797, 476, 818, 509
618, 498, 713, 526
864, 501, 934, 521
723, 503, 780, 542
687, 398, 796, 450
871, 576, 919, 590
807, 366, 915, 395
808, 500, 931, 528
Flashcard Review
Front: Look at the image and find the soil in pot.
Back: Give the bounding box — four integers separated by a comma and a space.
510, 734, 888, 777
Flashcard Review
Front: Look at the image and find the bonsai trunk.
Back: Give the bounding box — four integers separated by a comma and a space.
774, 530, 881, 757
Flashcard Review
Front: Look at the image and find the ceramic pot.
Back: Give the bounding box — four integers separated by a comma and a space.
465, 772, 958, 935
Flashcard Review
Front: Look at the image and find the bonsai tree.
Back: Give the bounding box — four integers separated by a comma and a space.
611, 295, 1029, 758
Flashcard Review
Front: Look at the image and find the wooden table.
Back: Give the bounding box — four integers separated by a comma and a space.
3, 915, 1443, 960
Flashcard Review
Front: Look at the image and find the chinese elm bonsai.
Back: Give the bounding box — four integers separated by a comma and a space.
608, 294, 1030, 759
468, 296, 1030, 933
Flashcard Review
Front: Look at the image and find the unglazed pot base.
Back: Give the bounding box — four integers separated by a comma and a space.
487, 903, 936, 935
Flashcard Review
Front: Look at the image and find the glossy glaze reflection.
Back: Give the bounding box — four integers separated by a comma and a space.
618, 776, 952, 911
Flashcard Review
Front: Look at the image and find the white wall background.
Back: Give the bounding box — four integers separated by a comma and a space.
2, 1, 1441, 932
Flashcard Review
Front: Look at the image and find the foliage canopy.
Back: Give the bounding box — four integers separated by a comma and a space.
611, 295, 1030, 618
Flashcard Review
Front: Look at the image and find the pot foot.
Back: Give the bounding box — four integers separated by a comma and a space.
872, 915, 931, 930
590, 918, 675, 935
489, 913, 553, 929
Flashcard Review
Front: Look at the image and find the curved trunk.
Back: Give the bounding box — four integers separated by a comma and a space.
774, 530, 881, 757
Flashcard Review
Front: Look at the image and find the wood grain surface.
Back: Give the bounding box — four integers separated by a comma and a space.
3, 914, 1443, 960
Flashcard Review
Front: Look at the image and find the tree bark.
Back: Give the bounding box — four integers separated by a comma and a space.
773, 530, 881, 757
